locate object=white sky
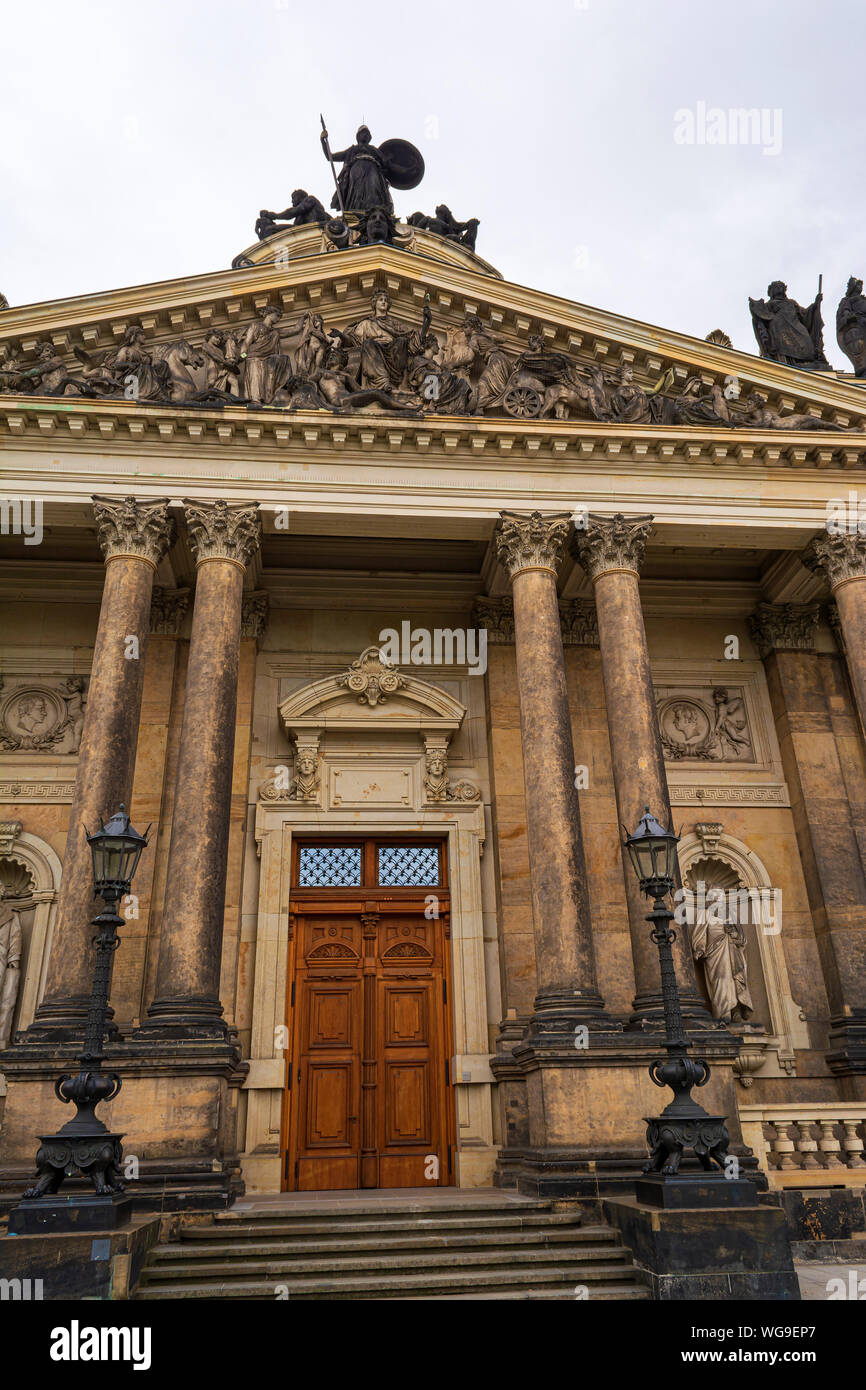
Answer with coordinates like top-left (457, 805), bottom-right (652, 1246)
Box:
top-left (2, 0), bottom-right (864, 365)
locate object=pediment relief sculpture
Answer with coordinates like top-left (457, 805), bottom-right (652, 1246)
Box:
top-left (5, 297), bottom-right (863, 431)
top-left (0, 676), bottom-right (88, 754)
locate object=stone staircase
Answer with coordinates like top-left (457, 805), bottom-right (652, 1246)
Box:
top-left (133, 1194), bottom-right (649, 1300)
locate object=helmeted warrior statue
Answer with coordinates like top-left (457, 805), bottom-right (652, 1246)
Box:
top-left (749, 280), bottom-right (829, 370)
top-left (320, 121), bottom-right (424, 215)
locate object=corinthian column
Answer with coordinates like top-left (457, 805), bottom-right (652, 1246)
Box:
top-left (750, 596), bottom-right (866, 1077)
top-left (804, 532), bottom-right (866, 738)
top-left (140, 500), bottom-right (260, 1038)
top-left (493, 511), bottom-right (605, 1038)
top-left (28, 497), bottom-right (173, 1039)
top-left (572, 513), bottom-right (707, 1024)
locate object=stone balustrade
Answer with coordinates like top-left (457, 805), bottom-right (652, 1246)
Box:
top-left (738, 1103), bottom-right (866, 1187)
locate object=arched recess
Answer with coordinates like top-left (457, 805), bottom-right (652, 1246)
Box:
top-left (677, 827), bottom-right (808, 1084)
top-left (0, 828), bottom-right (62, 1047)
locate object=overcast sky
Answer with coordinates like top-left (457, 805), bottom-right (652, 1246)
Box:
top-left (2, 0), bottom-right (864, 365)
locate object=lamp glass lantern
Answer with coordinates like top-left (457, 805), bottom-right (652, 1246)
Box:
top-left (86, 804), bottom-right (150, 895)
top-left (623, 805), bottom-right (680, 896)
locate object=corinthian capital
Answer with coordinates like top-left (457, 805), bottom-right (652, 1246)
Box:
top-left (92, 495), bottom-right (174, 568)
top-left (184, 499), bottom-right (261, 569)
top-left (748, 601), bottom-right (820, 658)
top-left (571, 512), bottom-right (653, 581)
top-left (493, 510), bottom-right (571, 580)
top-left (802, 531), bottom-right (866, 591)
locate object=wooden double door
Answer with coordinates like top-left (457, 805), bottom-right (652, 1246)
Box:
top-left (282, 839), bottom-right (454, 1191)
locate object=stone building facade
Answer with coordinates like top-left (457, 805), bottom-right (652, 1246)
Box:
top-left (1, 220), bottom-right (865, 1218)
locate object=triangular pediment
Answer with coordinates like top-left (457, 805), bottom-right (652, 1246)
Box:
top-left (279, 647), bottom-right (466, 737)
top-left (2, 232), bottom-right (865, 440)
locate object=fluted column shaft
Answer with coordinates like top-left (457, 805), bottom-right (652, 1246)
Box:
top-left (572, 513), bottom-right (706, 1023)
top-left (494, 511), bottom-right (604, 1028)
top-left (141, 501), bottom-right (260, 1038)
top-left (28, 497), bottom-right (173, 1039)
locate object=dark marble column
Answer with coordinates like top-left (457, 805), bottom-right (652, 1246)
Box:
top-left (493, 511), bottom-right (605, 1042)
top-left (572, 513), bottom-right (708, 1025)
top-left (750, 597), bottom-right (866, 1079)
top-left (27, 497), bottom-right (173, 1039)
top-left (139, 500), bottom-right (260, 1039)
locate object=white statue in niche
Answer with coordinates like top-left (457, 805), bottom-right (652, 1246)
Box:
top-left (691, 894), bottom-right (754, 1024)
top-left (0, 882), bottom-right (23, 1050)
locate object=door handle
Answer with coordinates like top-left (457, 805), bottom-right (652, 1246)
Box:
top-left (348, 1115), bottom-right (358, 1122)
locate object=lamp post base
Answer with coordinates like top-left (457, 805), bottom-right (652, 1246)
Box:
top-left (635, 1171), bottom-right (759, 1209)
top-left (8, 1192), bottom-right (132, 1234)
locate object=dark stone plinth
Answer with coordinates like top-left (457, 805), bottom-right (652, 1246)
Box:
top-left (9, 1192), bottom-right (132, 1234)
top-left (635, 1173), bottom-right (758, 1209)
top-left (0, 1215), bottom-right (160, 1300)
top-left (603, 1195), bottom-right (801, 1300)
top-left (781, 1185), bottom-right (866, 1242)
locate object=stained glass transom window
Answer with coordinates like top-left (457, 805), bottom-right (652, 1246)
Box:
top-left (377, 845), bottom-right (440, 887)
top-left (298, 846), bottom-right (362, 886)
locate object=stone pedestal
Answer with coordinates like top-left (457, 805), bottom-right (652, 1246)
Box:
top-left (26, 498), bottom-right (173, 1039)
top-left (603, 1193), bottom-right (801, 1300)
top-left (0, 1214), bottom-right (159, 1300)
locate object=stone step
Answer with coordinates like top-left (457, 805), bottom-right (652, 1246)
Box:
top-left (136, 1260), bottom-right (640, 1300)
top-left (182, 1210), bottom-right (584, 1240)
top-left (166, 1224), bottom-right (611, 1259)
top-left (139, 1241), bottom-right (628, 1282)
top-left (397, 1284), bottom-right (652, 1301)
top-left (214, 1195), bottom-right (551, 1220)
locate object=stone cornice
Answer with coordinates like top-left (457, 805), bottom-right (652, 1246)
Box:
top-left (748, 601), bottom-right (821, 657)
top-left (3, 398), bottom-right (860, 472)
top-left (92, 495), bottom-right (174, 568)
top-left (802, 532), bottom-right (866, 590)
top-left (184, 499), bottom-right (260, 570)
top-left (572, 512), bottom-right (653, 581)
top-left (493, 510), bottom-right (571, 579)
top-left (2, 243), bottom-right (866, 426)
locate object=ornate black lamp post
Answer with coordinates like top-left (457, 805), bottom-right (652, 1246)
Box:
top-left (622, 807), bottom-right (742, 1204)
top-left (10, 806), bottom-right (149, 1233)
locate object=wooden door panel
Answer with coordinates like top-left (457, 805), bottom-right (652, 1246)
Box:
top-left (306, 1064), bottom-right (354, 1146)
top-left (383, 984), bottom-right (430, 1046)
top-left (384, 1062), bottom-right (431, 1144)
top-left (294, 974), bottom-right (361, 1190)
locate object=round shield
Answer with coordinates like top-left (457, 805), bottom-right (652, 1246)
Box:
top-left (379, 138), bottom-right (425, 191)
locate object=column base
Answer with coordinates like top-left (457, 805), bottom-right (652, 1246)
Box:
top-left (21, 996), bottom-right (119, 1044)
top-left (626, 988), bottom-right (726, 1033)
top-left (134, 996), bottom-right (231, 1043)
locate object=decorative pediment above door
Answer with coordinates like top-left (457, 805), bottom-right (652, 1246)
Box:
top-left (266, 647), bottom-right (480, 810)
